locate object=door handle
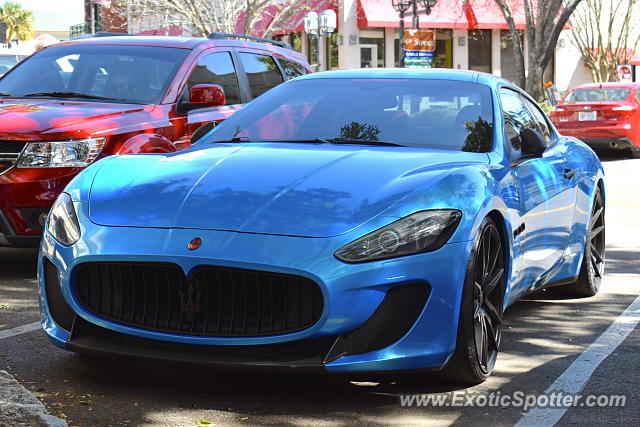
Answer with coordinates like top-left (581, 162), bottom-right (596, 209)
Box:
top-left (564, 168), bottom-right (576, 179)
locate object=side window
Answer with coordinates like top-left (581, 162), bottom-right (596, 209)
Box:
top-left (499, 88), bottom-right (536, 152)
top-left (636, 89), bottom-right (640, 103)
top-left (278, 58), bottom-right (307, 81)
top-left (186, 51), bottom-right (241, 105)
top-left (238, 52), bottom-right (284, 98)
top-left (521, 95), bottom-right (552, 143)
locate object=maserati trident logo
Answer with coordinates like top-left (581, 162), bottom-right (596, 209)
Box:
top-left (188, 237), bottom-right (202, 250)
top-left (178, 279), bottom-right (203, 321)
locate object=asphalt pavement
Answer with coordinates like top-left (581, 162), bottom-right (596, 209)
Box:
top-left (0, 151), bottom-right (639, 427)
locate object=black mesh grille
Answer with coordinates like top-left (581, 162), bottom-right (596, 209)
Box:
top-left (0, 140), bottom-right (27, 174)
top-left (44, 259), bottom-right (76, 332)
top-left (73, 263), bottom-right (324, 337)
top-left (342, 283), bottom-right (430, 356)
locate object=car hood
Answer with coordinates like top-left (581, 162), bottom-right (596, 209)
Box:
top-left (0, 99), bottom-right (147, 138)
top-left (88, 143), bottom-right (487, 237)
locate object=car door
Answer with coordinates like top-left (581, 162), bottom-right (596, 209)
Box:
top-left (500, 87), bottom-right (575, 285)
top-left (172, 50), bottom-right (246, 149)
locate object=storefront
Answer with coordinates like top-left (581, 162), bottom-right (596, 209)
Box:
top-left (277, 0), bottom-right (556, 87)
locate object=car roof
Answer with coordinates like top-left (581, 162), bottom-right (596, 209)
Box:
top-left (297, 68), bottom-right (511, 85)
top-left (569, 82), bottom-right (639, 90)
top-left (53, 35), bottom-right (308, 63)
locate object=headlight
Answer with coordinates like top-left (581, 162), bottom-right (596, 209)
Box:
top-left (47, 192), bottom-right (81, 246)
top-left (17, 137), bottom-right (106, 168)
top-left (334, 210), bottom-right (462, 263)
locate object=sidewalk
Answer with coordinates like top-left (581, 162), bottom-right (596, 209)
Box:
top-left (0, 370), bottom-right (67, 427)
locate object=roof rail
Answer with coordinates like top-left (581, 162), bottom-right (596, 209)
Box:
top-left (207, 32), bottom-right (292, 50)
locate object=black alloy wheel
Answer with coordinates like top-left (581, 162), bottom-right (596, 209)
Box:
top-left (443, 217), bottom-right (505, 384)
top-left (472, 223), bottom-right (504, 374)
top-left (555, 187), bottom-right (605, 297)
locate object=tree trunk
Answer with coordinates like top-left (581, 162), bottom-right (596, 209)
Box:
top-left (525, 63), bottom-right (544, 101)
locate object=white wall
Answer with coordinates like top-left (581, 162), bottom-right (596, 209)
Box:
top-left (338, 0), bottom-right (360, 69)
top-left (554, 30), bottom-right (594, 92)
top-left (452, 29), bottom-right (468, 70)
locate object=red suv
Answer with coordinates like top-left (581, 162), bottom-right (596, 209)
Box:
top-left (550, 82), bottom-right (640, 157)
top-left (0, 33), bottom-right (311, 247)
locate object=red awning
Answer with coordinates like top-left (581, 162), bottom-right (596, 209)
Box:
top-left (467, 0), bottom-right (529, 30)
top-left (357, 0), bottom-right (469, 29)
top-left (631, 56), bottom-right (640, 66)
top-left (357, 0), bottom-right (529, 30)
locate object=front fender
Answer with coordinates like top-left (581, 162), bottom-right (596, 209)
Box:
top-left (117, 133), bottom-right (177, 154)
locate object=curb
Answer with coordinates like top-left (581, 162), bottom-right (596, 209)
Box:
top-left (0, 370), bottom-right (67, 427)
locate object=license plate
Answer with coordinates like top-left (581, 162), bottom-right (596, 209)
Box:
top-left (579, 111), bottom-right (597, 121)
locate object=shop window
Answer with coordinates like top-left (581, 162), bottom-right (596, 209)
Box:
top-left (394, 29), bottom-right (452, 68)
top-left (359, 36), bottom-right (384, 68)
top-left (469, 30), bottom-right (492, 73)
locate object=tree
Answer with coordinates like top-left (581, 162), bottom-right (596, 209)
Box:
top-left (0, 1), bottom-right (33, 47)
top-left (569, 0), bottom-right (640, 82)
top-left (122, 0), bottom-right (329, 38)
top-left (492, 0), bottom-right (584, 100)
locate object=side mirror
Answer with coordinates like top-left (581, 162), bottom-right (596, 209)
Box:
top-left (187, 84), bottom-right (226, 110)
top-left (520, 127), bottom-right (546, 156)
top-left (190, 121), bottom-right (217, 144)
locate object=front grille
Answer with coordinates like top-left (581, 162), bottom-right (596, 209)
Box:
top-left (0, 140), bottom-right (28, 174)
top-left (73, 263), bottom-right (324, 337)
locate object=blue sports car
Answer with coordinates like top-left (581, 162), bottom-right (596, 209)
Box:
top-left (38, 69), bottom-right (605, 384)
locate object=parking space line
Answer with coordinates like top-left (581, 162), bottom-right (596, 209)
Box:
top-left (515, 293), bottom-right (640, 426)
top-left (0, 321), bottom-right (41, 340)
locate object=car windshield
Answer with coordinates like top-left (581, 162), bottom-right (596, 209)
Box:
top-left (0, 44), bottom-right (189, 104)
top-left (204, 78), bottom-right (495, 152)
top-left (564, 88), bottom-right (631, 102)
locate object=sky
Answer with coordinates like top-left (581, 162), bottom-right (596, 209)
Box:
top-left (15, 0), bottom-right (84, 32)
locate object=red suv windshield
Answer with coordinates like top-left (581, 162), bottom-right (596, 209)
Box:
top-left (0, 44), bottom-right (190, 104)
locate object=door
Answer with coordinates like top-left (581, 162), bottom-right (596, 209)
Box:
top-left (360, 44), bottom-right (378, 68)
top-left (172, 50), bottom-right (245, 148)
top-left (500, 88), bottom-right (575, 284)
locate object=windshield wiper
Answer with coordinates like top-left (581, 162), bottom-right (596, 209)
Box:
top-left (0, 92), bottom-right (13, 97)
top-left (327, 138), bottom-right (405, 147)
top-left (21, 91), bottom-right (118, 101)
top-left (209, 136), bottom-right (251, 143)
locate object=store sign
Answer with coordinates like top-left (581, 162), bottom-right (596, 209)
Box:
top-left (616, 65), bottom-right (633, 83)
top-left (403, 29), bottom-right (436, 69)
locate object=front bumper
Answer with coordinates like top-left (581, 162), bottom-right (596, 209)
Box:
top-left (38, 223), bottom-right (472, 373)
top-left (555, 123), bottom-right (637, 148)
top-left (0, 167), bottom-right (81, 246)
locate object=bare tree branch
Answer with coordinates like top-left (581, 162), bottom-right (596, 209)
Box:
top-left (569, 0), bottom-right (640, 82)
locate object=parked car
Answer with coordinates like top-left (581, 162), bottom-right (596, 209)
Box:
top-left (0, 53), bottom-right (26, 75)
top-left (39, 69), bottom-right (605, 384)
top-left (550, 82), bottom-right (640, 157)
top-left (0, 33), bottom-right (311, 247)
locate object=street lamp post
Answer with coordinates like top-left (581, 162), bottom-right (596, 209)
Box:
top-left (304, 9), bottom-right (337, 72)
top-left (391, 0), bottom-right (438, 67)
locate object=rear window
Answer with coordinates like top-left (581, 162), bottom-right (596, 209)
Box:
top-left (564, 88), bottom-right (631, 102)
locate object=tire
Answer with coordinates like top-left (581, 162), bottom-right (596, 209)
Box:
top-left (553, 187), bottom-right (605, 298)
top-left (441, 217), bottom-right (505, 385)
top-left (630, 148), bottom-right (640, 159)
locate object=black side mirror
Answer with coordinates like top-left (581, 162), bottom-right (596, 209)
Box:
top-left (520, 127), bottom-right (546, 156)
top-left (190, 121), bottom-right (217, 144)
